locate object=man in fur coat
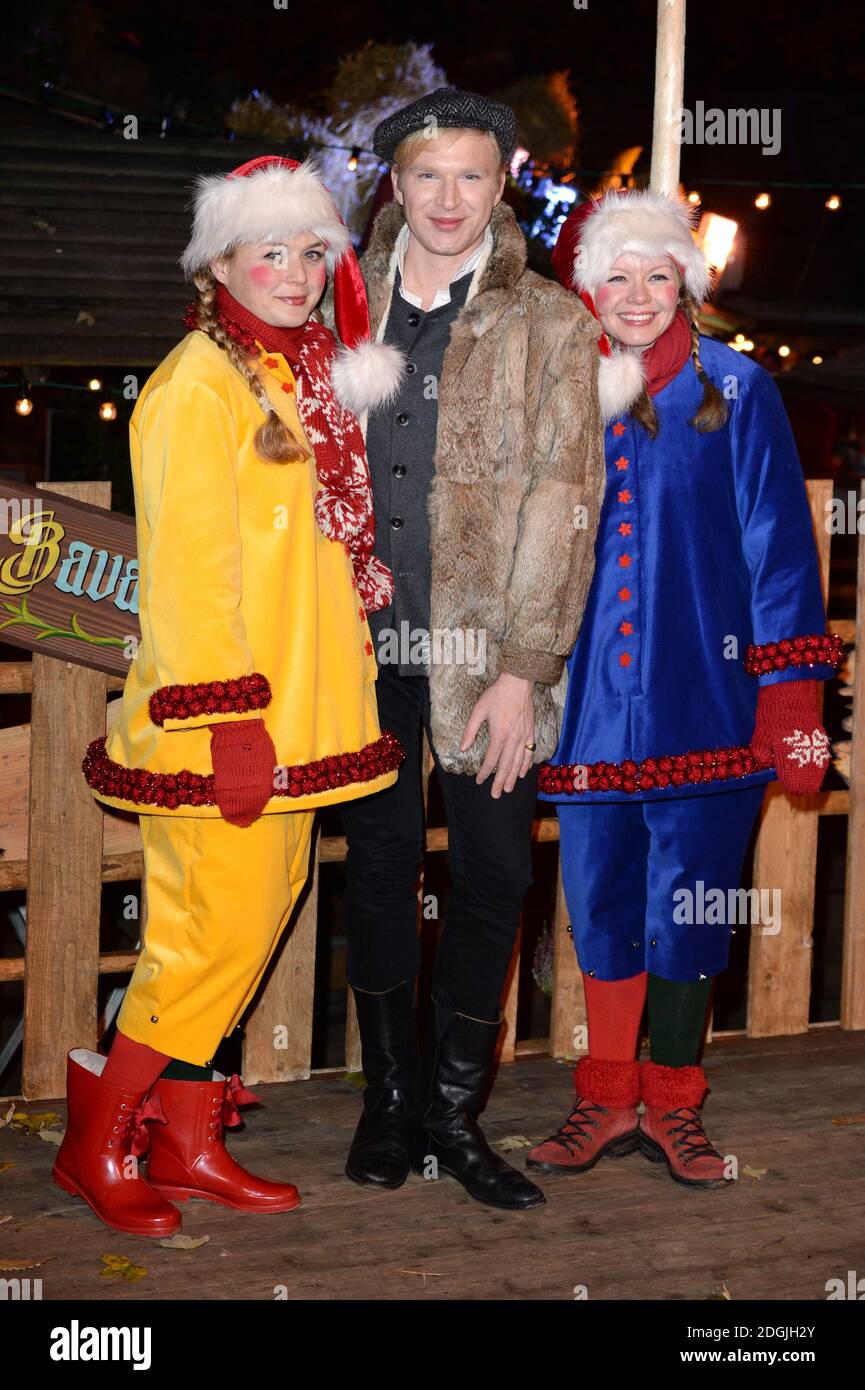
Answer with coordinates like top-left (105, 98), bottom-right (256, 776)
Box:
top-left (338, 89), bottom-right (605, 1210)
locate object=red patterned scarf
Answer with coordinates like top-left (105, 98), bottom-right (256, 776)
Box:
top-left (184, 288), bottom-right (393, 614)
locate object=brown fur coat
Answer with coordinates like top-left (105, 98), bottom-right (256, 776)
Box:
top-left (361, 199), bottom-right (605, 774)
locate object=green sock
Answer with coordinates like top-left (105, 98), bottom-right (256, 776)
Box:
top-left (647, 974), bottom-right (713, 1067)
top-left (160, 1058), bottom-right (215, 1082)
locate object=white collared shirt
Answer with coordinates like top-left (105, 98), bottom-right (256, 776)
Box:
top-left (395, 223), bottom-right (493, 311)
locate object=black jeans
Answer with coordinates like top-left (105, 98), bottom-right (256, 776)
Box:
top-left (341, 666), bottom-right (538, 1022)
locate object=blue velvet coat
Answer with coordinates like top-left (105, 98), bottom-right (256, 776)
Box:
top-left (538, 338), bottom-right (835, 805)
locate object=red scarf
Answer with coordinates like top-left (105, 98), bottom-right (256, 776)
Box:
top-left (641, 308), bottom-right (692, 397)
top-left (184, 288), bottom-right (393, 614)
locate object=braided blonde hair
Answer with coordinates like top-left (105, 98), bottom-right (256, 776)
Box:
top-left (189, 266), bottom-right (307, 464)
top-left (629, 292), bottom-right (728, 440)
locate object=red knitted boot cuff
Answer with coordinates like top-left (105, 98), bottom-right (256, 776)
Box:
top-left (574, 1056), bottom-right (641, 1108)
top-left (641, 1060), bottom-right (708, 1110)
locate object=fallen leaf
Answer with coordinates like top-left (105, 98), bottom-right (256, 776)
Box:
top-left (76, 310), bottom-right (96, 327)
top-left (344, 1071), bottom-right (366, 1090)
top-left (11, 1110), bottom-right (63, 1135)
top-left (707, 1280), bottom-right (732, 1300)
top-left (832, 1114), bottom-right (865, 1126)
top-left (0, 1215), bottom-right (11, 1225)
top-left (100, 1254), bottom-right (147, 1283)
top-left (741, 1165), bottom-right (768, 1183)
top-left (495, 1135), bottom-right (534, 1153)
top-left (0, 1162), bottom-right (15, 1175)
top-left (0, 1257), bottom-right (52, 1271)
top-left (38, 1129), bottom-right (65, 1146)
top-left (0, 1102), bottom-right (15, 1129)
top-left (159, 1234), bottom-right (210, 1250)
top-left (31, 218), bottom-right (57, 235)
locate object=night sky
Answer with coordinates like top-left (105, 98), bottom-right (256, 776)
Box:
top-left (2, 1), bottom-right (863, 312)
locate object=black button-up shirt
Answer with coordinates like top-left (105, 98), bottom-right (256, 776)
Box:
top-left (366, 269), bottom-right (473, 676)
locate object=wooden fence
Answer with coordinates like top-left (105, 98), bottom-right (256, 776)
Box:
top-left (1, 479), bottom-right (863, 1100)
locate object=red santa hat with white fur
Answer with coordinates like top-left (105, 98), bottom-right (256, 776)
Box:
top-left (180, 154), bottom-right (404, 413)
top-left (552, 189), bottom-right (712, 421)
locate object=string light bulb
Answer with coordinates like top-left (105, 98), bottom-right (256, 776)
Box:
top-left (778, 345), bottom-right (791, 358)
top-left (346, 146), bottom-right (361, 172)
top-left (825, 194), bottom-right (841, 211)
top-left (99, 401), bottom-right (117, 421)
top-left (755, 192), bottom-right (771, 209)
top-left (687, 190), bottom-right (701, 205)
top-left (15, 394), bottom-right (33, 416)
top-left (88, 377), bottom-right (102, 391)
top-left (812, 355), bottom-right (823, 365)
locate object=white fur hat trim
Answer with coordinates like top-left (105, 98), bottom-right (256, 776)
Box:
top-left (181, 158), bottom-right (350, 277)
top-left (574, 190), bottom-right (711, 304)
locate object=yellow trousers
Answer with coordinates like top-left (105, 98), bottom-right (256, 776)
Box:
top-left (117, 810), bottom-right (314, 1065)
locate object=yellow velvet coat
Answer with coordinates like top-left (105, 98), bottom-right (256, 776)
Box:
top-left (86, 329), bottom-right (400, 817)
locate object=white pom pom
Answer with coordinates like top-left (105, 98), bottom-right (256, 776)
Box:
top-left (331, 341), bottom-right (406, 413)
top-left (598, 352), bottom-right (645, 422)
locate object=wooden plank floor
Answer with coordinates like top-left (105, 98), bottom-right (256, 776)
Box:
top-left (2, 1030), bottom-right (864, 1302)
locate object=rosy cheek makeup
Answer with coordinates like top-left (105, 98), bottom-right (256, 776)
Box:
top-left (248, 262), bottom-right (278, 288)
top-left (653, 282), bottom-right (679, 307)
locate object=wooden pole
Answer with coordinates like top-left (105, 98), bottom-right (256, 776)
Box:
top-left (748, 480), bottom-right (833, 1036)
top-left (650, 0), bottom-right (687, 195)
top-left (23, 482), bottom-right (110, 1099)
top-left (841, 482), bottom-right (865, 1029)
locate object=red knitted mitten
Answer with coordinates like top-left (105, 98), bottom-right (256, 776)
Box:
top-left (749, 680), bottom-right (832, 796)
top-left (210, 718), bottom-right (277, 827)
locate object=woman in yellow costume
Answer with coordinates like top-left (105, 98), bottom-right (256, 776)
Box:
top-left (53, 155), bottom-right (405, 1236)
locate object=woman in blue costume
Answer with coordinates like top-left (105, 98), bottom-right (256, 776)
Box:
top-left (527, 191), bottom-right (842, 1187)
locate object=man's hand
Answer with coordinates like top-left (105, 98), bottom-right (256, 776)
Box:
top-left (460, 672), bottom-right (536, 798)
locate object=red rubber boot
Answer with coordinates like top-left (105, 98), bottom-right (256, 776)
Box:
top-left (145, 1072), bottom-right (301, 1213)
top-left (526, 1057), bottom-right (641, 1173)
top-left (52, 1049), bottom-right (181, 1236)
top-left (639, 1061), bottom-right (730, 1188)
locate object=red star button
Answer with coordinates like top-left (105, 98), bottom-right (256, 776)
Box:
top-left (619, 621), bottom-right (634, 636)
top-left (617, 522), bottom-right (632, 537)
top-left (615, 457), bottom-right (629, 471)
top-left (281, 381), bottom-right (295, 393)
top-left (263, 357), bottom-right (279, 369)
top-left (358, 606), bottom-right (366, 622)
top-left (613, 422), bottom-right (627, 437)
top-left (364, 640), bottom-right (373, 656)
top-left (618, 489), bottom-right (632, 504)
top-left (618, 554), bottom-right (632, 568)
top-left (617, 586), bottom-right (631, 601)
top-left (619, 652), bottom-right (632, 667)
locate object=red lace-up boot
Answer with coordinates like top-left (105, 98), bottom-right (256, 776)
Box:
top-left (639, 1061), bottom-right (730, 1188)
top-left (146, 1072), bottom-right (301, 1212)
top-left (526, 1056), bottom-right (641, 1173)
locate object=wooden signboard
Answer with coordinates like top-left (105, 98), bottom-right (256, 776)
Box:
top-left (0, 481), bottom-right (139, 678)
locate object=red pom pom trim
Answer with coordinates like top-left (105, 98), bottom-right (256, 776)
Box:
top-left (82, 731), bottom-right (404, 808)
top-left (744, 632), bottom-right (844, 676)
top-left (538, 743), bottom-right (768, 797)
top-left (149, 673), bottom-right (272, 727)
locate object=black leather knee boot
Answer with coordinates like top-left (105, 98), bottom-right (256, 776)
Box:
top-left (345, 980), bottom-right (421, 1189)
top-left (417, 999), bottom-right (545, 1210)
